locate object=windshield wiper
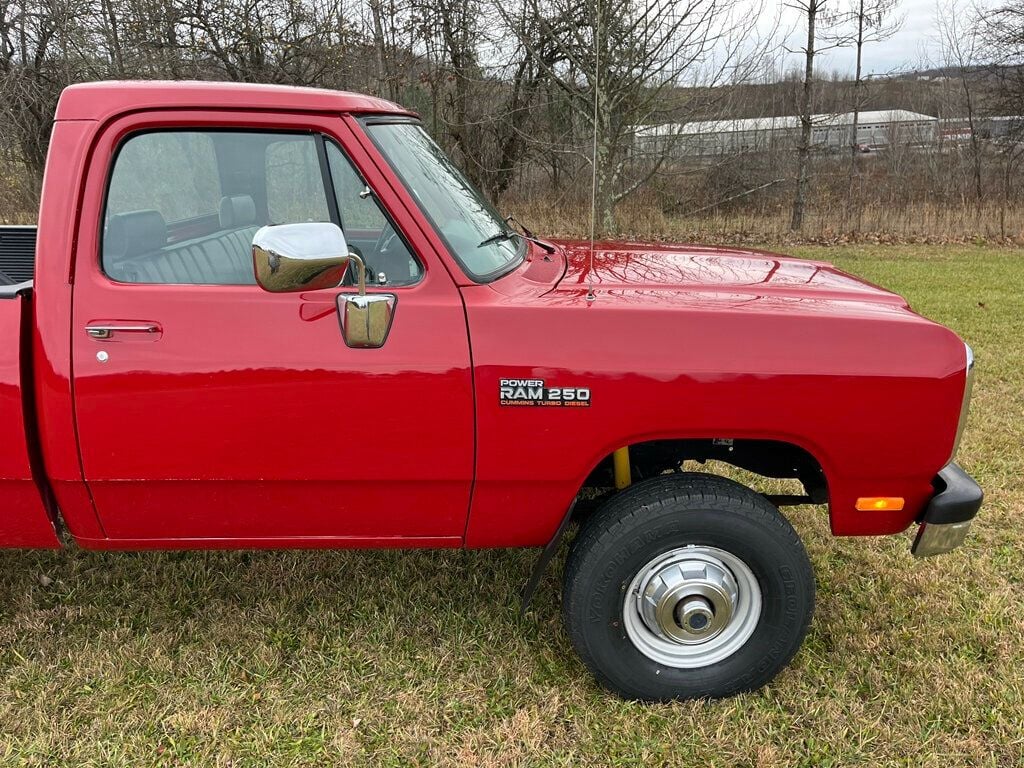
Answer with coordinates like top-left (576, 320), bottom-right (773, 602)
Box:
top-left (478, 217), bottom-right (557, 255)
top-left (506, 214), bottom-right (535, 238)
top-left (505, 214), bottom-right (556, 254)
top-left (478, 229), bottom-right (518, 248)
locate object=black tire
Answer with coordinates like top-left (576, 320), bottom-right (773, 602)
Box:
top-left (562, 473), bottom-right (814, 701)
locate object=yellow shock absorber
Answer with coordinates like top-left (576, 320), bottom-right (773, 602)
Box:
top-left (613, 446), bottom-right (632, 490)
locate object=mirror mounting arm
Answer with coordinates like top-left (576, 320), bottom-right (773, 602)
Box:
top-left (346, 251), bottom-right (367, 295)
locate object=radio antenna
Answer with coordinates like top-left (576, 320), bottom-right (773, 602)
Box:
top-left (586, 0), bottom-right (600, 303)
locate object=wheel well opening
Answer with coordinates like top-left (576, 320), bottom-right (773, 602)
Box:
top-left (581, 438), bottom-right (829, 511)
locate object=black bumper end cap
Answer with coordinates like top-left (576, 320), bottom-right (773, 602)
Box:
top-left (922, 462), bottom-right (983, 526)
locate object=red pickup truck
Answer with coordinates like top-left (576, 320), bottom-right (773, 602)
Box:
top-left (0, 81), bottom-right (981, 702)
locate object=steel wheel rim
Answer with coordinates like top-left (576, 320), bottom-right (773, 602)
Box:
top-left (623, 546), bottom-right (762, 669)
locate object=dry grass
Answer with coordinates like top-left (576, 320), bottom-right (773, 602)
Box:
top-left (511, 198), bottom-right (1024, 245)
top-left (0, 244), bottom-right (1022, 766)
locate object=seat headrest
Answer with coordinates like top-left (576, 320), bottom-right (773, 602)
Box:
top-left (219, 195), bottom-right (257, 228)
top-left (104, 210), bottom-right (167, 260)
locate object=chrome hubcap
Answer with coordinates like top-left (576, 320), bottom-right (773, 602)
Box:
top-left (624, 546), bottom-right (762, 668)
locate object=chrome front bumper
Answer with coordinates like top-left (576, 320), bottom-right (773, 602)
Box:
top-left (912, 463), bottom-right (984, 557)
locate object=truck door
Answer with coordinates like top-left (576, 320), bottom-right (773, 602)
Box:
top-left (70, 115), bottom-right (474, 544)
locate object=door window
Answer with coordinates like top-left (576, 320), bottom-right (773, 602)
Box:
top-left (102, 131), bottom-right (330, 285)
top-left (105, 132), bottom-right (221, 222)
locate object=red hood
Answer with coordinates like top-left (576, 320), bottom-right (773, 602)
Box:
top-left (551, 240), bottom-right (907, 306)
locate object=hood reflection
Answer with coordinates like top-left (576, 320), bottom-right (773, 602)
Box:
top-left (551, 240), bottom-right (905, 306)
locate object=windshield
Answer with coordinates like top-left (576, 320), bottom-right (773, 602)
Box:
top-left (364, 121), bottom-right (525, 281)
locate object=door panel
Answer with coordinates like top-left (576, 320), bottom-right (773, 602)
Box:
top-left (73, 284), bottom-right (473, 539)
top-left (70, 118), bottom-right (474, 542)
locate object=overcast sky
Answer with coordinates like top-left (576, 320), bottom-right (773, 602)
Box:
top-left (767, 0), bottom-right (977, 76)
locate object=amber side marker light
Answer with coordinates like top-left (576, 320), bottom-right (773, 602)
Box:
top-left (855, 497), bottom-right (905, 512)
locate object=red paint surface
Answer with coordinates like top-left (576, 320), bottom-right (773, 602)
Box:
top-left (4, 81), bottom-right (971, 550)
top-left (464, 241), bottom-right (966, 545)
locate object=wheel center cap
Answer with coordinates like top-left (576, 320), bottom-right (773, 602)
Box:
top-left (676, 596), bottom-right (714, 633)
top-left (637, 553), bottom-right (739, 645)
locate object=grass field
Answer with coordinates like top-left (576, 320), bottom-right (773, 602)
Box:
top-left (0, 244), bottom-right (1021, 767)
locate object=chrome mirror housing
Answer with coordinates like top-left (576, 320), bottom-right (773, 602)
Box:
top-left (253, 223), bottom-right (350, 292)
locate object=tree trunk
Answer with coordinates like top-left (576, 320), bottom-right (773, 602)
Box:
top-left (1001, 156), bottom-right (1012, 241)
top-left (100, 0), bottom-right (125, 78)
top-left (960, 71), bottom-right (983, 206)
top-left (369, 0), bottom-right (387, 98)
top-left (847, 0), bottom-right (865, 233)
top-left (791, 2), bottom-right (818, 232)
top-left (594, 131), bottom-right (616, 236)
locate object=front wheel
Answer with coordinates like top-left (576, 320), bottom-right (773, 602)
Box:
top-left (562, 473), bottom-right (815, 701)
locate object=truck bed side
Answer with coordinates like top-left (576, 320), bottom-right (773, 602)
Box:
top-left (0, 281), bottom-right (61, 548)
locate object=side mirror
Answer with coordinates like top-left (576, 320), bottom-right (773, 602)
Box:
top-left (253, 223), bottom-right (350, 292)
top-left (251, 222), bottom-right (397, 348)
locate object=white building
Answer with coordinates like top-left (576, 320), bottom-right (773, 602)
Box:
top-left (634, 110), bottom-right (938, 156)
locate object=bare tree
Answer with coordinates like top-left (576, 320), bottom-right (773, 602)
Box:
top-left (786, 0), bottom-right (846, 231)
top-left (836, 0), bottom-right (901, 230)
top-left (976, 1), bottom-right (1024, 237)
top-left (0, 0), bottom-right (92, 181)
top-left (414, 0), bottom-right (483, 180)
top-left (499, 0), bottom-right (763, 233)
top-left (368, 0), bottom-right (389, 96)
top-left (935, 0), bottom-right (984, 203)
top-left (0, 0), bottom-right (1015, 238)
top-left (175, 0), bottom-right (354, 86)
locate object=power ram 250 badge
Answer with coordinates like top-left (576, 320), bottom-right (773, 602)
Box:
top-left (499, 379), bottom-right (591, 407)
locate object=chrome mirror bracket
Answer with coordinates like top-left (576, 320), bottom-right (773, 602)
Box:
top-left (336, 250), bottom-right (396, 349)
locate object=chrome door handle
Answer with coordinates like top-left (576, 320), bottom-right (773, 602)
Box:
top-left (85, 323), bottom-right (160, 340)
